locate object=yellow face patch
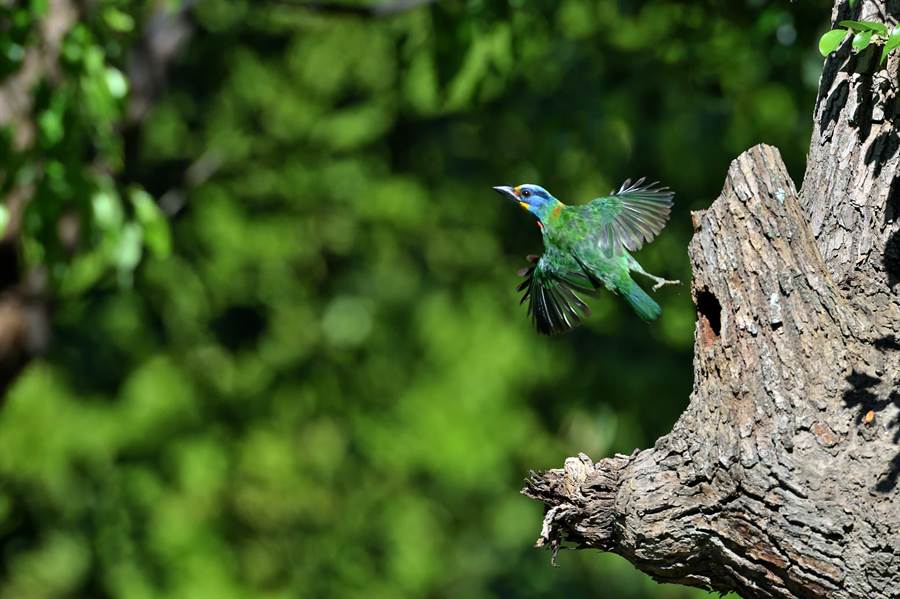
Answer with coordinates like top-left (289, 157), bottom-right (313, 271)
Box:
top-left (514, 186), bottom-right (528, 211)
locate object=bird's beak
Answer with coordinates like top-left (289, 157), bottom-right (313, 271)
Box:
top-left (493, 185), bottom-right (526, 209)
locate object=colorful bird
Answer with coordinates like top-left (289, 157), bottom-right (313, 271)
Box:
top-left (493, 180), bottom-right (679, 334)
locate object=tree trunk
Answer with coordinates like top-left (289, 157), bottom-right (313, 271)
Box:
top-left (522, 2), bottom-right (900, 597)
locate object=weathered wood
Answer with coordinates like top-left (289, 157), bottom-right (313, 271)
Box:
top-left (523, 1), bottom-right (900, 597)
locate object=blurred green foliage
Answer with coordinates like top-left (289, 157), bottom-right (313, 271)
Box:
top-left (0, 0), bottom-right (826, 597)
top-left (0, 1), bottom-right (169, 295)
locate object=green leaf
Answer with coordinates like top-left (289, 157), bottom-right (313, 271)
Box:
top-left (29, 0), bottom-right (48, 17)
top-left (848, 0), bottom-right (858, 5)
top-left (0, 205), bottom-right (9, 237)
top-left (38, 109), bottom-right (64, 145)
top-left (130, 189), bottom-right (171, 257)
top-left (852, 30), bottom-right (873, 51)
top-left (104, 67), bottom-right (128, 99)
top-left (881, 27), bottom-right (900, 63)
top-left (819, 29), bottom-right (847, 56)
top-left (59, 251), bottom-right (107, 296)
top-left (102, 7), bottom-right (134, 32)
top-left (92, 189), bottom-right (123, 230)
top-left (115, 222), bottom-right (143, 273)
top-left (885, 26), bottom-right (900, 49)
top-left (838, 20), bottom-right (888, 35)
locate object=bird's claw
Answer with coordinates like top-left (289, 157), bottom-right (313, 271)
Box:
top-left (651, 278), bottom-right (681, 292)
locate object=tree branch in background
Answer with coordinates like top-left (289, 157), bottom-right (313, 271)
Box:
top-left (0, 0), bottom-right (77, 392)
top-left (126, 0), bottom-right (196, 124)
top-left (266, 0), bottom-right (437, 18)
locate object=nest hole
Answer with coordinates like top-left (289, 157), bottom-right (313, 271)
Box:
top-left (695, 287), bottom-right (721, 344)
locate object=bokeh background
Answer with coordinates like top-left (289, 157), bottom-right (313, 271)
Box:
top-left (0, 1), bottom-right (829, 597)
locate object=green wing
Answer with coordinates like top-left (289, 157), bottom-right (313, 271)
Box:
top-left (586, 177), bottom-right (674, 257)
top-left (517, 253), bottom-right (595, 335)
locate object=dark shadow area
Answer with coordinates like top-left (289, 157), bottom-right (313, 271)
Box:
top-left (883, 175), bottom-right (900, 289)
top-left (843, 370), bottom-right (884, 424)
top-left (864, 129), bottom-right (900, 179)
top-left (843, 336), bottom-right (900, 492)
top-left (836, 0), bottom-right (864, 21)
top-left (885, 229), bottom-right (900, 288)
top-left (886, 174), bottom-right (900, 224)
top-left (212, 304), bottom-right (269, 352)
top-left (818, 33), bottom-right (895, 152)
top-left (875, 454), bottom-right (900, 492)
top-left (852, 64), bottom-right (875, 142)
top-left (818, 78), bottom-right (850, 133)
top-left (889, 0), bottom-right (900, 20)
top-left (0, 242), bottom-right (20, 291)
top-left (814, 33), bottom-right (875, 132)
top-left (873, 334), bottom-right (900, 350)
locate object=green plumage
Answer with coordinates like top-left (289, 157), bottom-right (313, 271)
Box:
top-left (496, 179), bottom-right (679, 334)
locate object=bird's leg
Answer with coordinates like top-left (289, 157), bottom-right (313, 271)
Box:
top-left (647, 275), bottom-right (682, 292)
top-left (627, 258), bottom-right (681, 292)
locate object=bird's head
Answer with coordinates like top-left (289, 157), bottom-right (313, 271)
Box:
top-left (492, 184), bottom-right (559, 220)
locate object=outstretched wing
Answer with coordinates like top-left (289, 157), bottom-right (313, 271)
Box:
top-left (517, 253), bottom-right (595, 335)
top-left (587, 177), bottom-right (674, 257)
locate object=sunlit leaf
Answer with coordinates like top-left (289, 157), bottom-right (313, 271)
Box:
top-left (102, 7), bottom-right (134, 32)
top-left (115, 222), bottom-right (143, 273)
top-left (852, 30), bottom-right (873, 51)
top-left (0, 205), bottom-right (9, 237)
top-left (38, 108), bottom-right (64, 145)
top-left (838, 20), bottom-right (888, 35)
top-left (92, 189), bottom-right (123, 230)
top-left (881, 26), bottom-right (900, 64)
top-left (104, 67), bottom-right (128, 99)
top-left (131, 189), bottom-right (171, 257)
top-left (59, 250), bottom-right (108, 296)
top-left (819, 29), bottom-right (847, 56)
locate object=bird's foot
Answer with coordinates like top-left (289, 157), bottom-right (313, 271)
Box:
top-left (651, 277), bottom-right (681, 292)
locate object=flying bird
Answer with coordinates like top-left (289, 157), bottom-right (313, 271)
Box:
top-left (494, 180), bottom-right (679, 334)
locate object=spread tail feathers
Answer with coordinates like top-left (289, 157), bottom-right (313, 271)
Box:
top-left (621, 278), bottom-right (661, 321)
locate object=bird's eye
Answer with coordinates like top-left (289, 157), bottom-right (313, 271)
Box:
top-left (522, 189), bottom-right (531, 198)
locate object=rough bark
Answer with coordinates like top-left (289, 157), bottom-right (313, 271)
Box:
top-left (523, 2), bottom-right (900, 597)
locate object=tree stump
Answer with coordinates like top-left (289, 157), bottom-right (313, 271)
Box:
top-left (523, 1), bottom-right (900, 597)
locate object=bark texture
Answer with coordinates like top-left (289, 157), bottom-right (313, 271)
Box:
top-left (523, 2), bottom-right (900, 597)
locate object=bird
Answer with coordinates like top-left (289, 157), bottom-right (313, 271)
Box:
top-left (493, 179), bottom-right (679, 334)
